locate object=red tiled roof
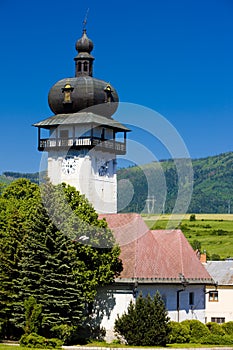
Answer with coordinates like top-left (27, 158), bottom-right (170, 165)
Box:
top-left (99, 213), bottom-right (212, 282)
top-left (99, 213), bottom-right (149, 246)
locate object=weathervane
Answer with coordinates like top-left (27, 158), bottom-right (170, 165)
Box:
top-left (83, 8), bottom-right (89, 31)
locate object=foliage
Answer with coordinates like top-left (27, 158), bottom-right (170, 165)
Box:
top-left (114, 292), bottom-right (170, 346)
top-left (180, 320), bottom-right (210, 343)
top-left (199, 333), bottom-right (233, 345)
top-left (0, 179), bottom-right (122, 340)
top-left (222, 321), bottom-right (233, 335)
top-left (117, 152), bottom-right (233, 214)
top-left (20, 332), bottom-right (62, 348)
top-left (2, 172), bottom-right (39, 184)
top-left (50, 324), bottom-right (76, 345)
top-left (3, 152), bottom-right (233, 214)
top-left (148, 215), bottom-right (233, 259)
top-left (189, 214), bottom-right (196, 221)
top-left (190, 239), bottom-right (201, 251)
top-left (168, 321), bottom-right (190, 344)
top-left (206, 322), bottom-right (225, 335)
top-left (24, 297), bottom-right (42, 335)
top-left (211, 253), bottom-right (221, 261)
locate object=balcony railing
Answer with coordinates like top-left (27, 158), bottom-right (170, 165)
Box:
top-left (38, 137), bottom-right (126, 154)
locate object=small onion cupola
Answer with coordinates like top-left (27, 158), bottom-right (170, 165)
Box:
top-left (74, 29), bottom-right (94, 77)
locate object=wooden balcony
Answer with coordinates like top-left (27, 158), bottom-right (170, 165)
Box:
top-left (38, 137), bottom-right (126, 154)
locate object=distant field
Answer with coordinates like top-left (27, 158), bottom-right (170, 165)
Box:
top-left (143, 214), bottom-right (233, 260)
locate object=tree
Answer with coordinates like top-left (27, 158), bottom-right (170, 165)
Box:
top-left (0, 179), bottom-right (122, 340)
top-left (114, 292), bottom-right (170, 346)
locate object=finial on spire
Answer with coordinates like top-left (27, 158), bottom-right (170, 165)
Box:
top-left (83, 8), bottom-right (89, 31)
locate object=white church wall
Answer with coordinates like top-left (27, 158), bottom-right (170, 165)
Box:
top-left (95, 283), bottom-right (206, 342)
top-left (47, 149), bottom-right (117, 213)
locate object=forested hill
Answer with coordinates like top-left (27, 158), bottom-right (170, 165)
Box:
top-left (117, 152), bottom-right (233, 214)
top-left (1, 152), bottom-right (233, 213)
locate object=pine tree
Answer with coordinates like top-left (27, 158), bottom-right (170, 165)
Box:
top-left (0, 179), bottom-right (122, 339)
top-left (114, 292), bottom-right (170, 346)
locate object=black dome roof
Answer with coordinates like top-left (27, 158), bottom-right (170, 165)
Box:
top-left (48, 76), bottom-right (119, 118)
top-left (48, 30), bottom-right (119, 118)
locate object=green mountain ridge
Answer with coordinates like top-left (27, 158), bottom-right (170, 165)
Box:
top-left (1, 151), bottom-right (233, 213)
top-left (118, 151), bottom-right (233, 214)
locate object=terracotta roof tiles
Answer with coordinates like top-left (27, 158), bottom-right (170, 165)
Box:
top-left (99, 213), bottom-right (213, 283)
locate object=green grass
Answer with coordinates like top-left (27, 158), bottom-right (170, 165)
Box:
top-left (0, 342), bottom-right (231, 349)
top-left (143, 214), bottom-right (233, 260)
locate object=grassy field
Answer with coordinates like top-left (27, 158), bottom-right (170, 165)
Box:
top-left (0, 343), bottom-right (231, 349)
top-left (143, 214), bottom-right (233, 260)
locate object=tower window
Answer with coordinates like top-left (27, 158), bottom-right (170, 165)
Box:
top-left (78, 62), bottom-right (82, 72)
top-left (84, 61), bottom-right (88, 72)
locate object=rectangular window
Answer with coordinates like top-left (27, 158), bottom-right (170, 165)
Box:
top-left (211, 317), bottom-right (225, 324)
top-left (189, 292), bottom-right (194, 305)
top-left (209, 291), bottom-right (218, 302)
top-left (60, 130), bottom-right (69, 138)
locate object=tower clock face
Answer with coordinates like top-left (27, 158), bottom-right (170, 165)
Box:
top-left (61, 157), bottom-right (77, 175)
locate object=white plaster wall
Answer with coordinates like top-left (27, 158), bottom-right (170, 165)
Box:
top-left (205, 286), bottom-right (233, 322)
top-left (96, 283), bottom-right (206, 342)
top-left (47, 150), bottom-right (117, 213)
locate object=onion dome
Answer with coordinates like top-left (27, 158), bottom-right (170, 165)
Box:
top-left (75, 29), bottom-right (93, 53)
top-left (48, 30), bottom-right (119, 118)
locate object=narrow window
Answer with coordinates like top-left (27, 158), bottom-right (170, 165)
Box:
top-left (101, 128), bottom-right (105, 140)
top-left (78, 62), bottom-right (82, 72)
top-left (189, 292), bottom-right (194, 305)
top-left (84, 61), bottom-right (88, 72)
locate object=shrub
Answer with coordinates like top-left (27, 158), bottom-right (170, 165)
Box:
top-left (222, 321), bottom-right (233, 335)
top-left (114, 292), bottom-right (170, 346)
top-left (168, 321), bottom-right (190, 344)
top-left (51, 324), bottom-right (75, 345)
top-left (199, 334), bottom-right (233, 345)
top-left (181, 319), bottom-right (210, 343)
top-left (189, 214), bottom-right (196, 221)
top-left (206, 321), bottom-right (225, 335)
top-left (24, 296), bottom-right (42, 335)
top-left (20, 332), bottom-right (63, 348)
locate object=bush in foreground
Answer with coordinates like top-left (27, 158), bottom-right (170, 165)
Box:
top-left (168, 321), bottom-right (190, 344)
top-left (199, 334), bottom-right (233, 345)
top-left (20, 332), bottom-right (63, 348)
top-left (114, 292), bottom-right (170, 346)
top-left (181, 319), bottom-right (210, 343)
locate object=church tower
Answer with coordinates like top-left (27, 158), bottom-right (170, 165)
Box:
top-left (34, 29), bottom-right (129, 213)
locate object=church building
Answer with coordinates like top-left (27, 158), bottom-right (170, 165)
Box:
top-left (33, 28), bottom-right (214, 342)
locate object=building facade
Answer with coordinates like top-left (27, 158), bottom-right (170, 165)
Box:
top-left (205, 261), bottom-right (233, 323)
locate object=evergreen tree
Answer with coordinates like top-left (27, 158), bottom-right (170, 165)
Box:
top-left (114, 292), bottom-right (170, 346)
top-left (0, 179), bottom-right (122, 339)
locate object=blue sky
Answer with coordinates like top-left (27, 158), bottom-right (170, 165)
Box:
top-left (0, 0), bottom-right (233, 173)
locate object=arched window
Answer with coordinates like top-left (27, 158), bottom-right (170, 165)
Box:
top-left (78, 62), bottom-right (82, 72)
top-left (84, 61), bottom-right (88, 72)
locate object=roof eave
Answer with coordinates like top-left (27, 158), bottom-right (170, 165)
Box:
top-left (115, 277), bottom-right (215, 285)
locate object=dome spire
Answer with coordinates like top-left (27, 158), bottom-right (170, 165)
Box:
top-left (82, 8), bottom-right (89, 31)
top-left (74, 11), bottom-right (94, 77)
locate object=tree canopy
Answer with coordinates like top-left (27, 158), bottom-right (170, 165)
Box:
top-left (0, 179), bottom-right (122, 340)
